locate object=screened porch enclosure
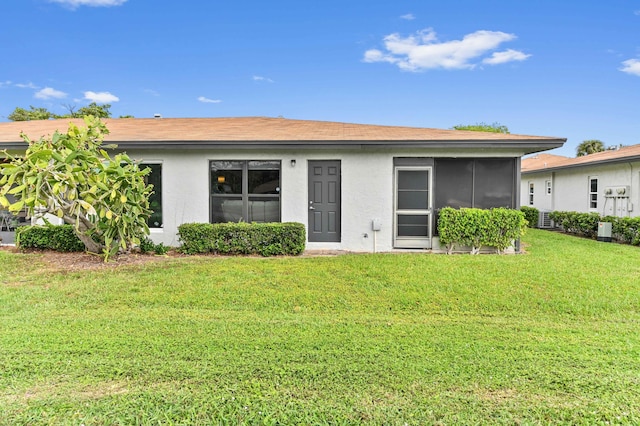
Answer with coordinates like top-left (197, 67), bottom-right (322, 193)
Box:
top-left (394, 157), bottom-right (517, 249)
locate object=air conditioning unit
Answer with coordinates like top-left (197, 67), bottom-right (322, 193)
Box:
top-left (597, 222), bottom-right (612, 242)
top-left (538, 210), bottom-right (553, 229)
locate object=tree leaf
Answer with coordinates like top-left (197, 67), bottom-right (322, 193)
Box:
top-left (8, 184), bottom-right (26, 194)
top-left (8, 200), bottom-right (24, 212)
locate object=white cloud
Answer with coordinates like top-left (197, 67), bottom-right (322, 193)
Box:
top-left (400, 13), bottom-right (415, 20)
top-left (253, 75), bottom-right (274, 83)
top-left (198, 96), bottom-right (222, 104)
top-left (49, 0), bottom-right (127, 8)
top-left (15, 82), bottom-right (39, 89)
top-left (35, 87), bottom-right (68, 100)
top-left (620, 59), bottom-right (640, 76)
top-left (84, 91), bottom-right (119, 103)
top-left (483, 49), bottom-right (531, 65)
top-left (0, 80), bottom-right (12, 88)
top-left (363, 28), bottom-right (528, 71)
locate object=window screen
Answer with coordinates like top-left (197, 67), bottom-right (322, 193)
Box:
top-left (434, 158), bottom-right (516, 234)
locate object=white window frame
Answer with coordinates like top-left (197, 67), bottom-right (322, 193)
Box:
top-left (528, 182), bottom-right (534, 205)
top-left (589, 177), bottom-right (598, 210)
top-left (545, 180), bottom-right (552, 195)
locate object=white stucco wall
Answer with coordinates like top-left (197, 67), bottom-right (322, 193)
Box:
top-left (521, 172), bottom-right (554, 212)
top-left (521, 161), bottom-right (640, 217)
top-left (128, 148), bottom-right (528, 252)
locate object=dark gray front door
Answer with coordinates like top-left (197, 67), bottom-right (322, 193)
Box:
top-left (308, 160), bottom-right (341, 242)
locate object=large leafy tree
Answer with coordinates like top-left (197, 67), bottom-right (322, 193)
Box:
top-left (0, 116), bottom-right (152, 259)
top-left (453, 122), bottom-right (510, 134)
top-left (576, 139), bottom-right (605, 157)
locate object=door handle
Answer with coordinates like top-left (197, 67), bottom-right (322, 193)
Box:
top-left (309, 206), bottom-right (315, 210)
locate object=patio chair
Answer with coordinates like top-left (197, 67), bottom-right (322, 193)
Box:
top-left (0, 210), bottom-right (14, 232)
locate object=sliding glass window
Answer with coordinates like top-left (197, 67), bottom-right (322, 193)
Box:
top-left (210, 160), bottom-right (281, 223)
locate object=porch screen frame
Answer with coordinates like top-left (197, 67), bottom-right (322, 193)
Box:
top-left (393, 166), bottom-right (433, 249)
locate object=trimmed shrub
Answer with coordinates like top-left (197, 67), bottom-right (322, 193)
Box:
top-left (176, 223), bottom-right (214, 254)
top-left (520, 206), bottom-right (539, 228)
top-left (16, 224), bottom-right (85, 252)
top-left (139, 237), bottom-right (170, 255)
top-left (486, 208), bottom-right (529, 252)
top-left (438, 207), bottom-right (527, 254)
top-left (178, 222), bottom-right (306, 256)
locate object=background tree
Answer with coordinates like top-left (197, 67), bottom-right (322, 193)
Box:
top-left (8, 103), bottom-right (120, 121)
top-left (576, 139), bottom-right (605, 157)
top-left (74, 102), bottom-right (112, 118)
top-left (452, 122), bottom-right (510, 134)
top-left (0, 116), bottom-right (152, 259)
top-left (7, 106), bottom-right (55, 121)
top-left (61, 103), bottom-right (78, 117)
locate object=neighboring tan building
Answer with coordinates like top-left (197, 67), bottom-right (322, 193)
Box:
top-left (521, 145), bottom-right (640, 224)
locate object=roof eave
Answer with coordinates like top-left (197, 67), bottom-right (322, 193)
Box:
top-left (108, 139), bottom-right (566, 152)
top-left (2, 139), bottom-right (565, 152)
top-left (0, 142), bottom-right (27, 151)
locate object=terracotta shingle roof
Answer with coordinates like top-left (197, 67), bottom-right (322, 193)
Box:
top-left (0, 117), bottom-right (565, 151)
top-left (522, 144), bottom-right (640, 173)
top-left (521, 153), bottom-right (570, 172)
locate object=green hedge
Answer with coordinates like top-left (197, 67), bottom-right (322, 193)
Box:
top-left (548, 211), bottom-right (600, 238)
top-left (16, 224), bottom-right (85, 252)
top-left (549, 211), bottom-right (640, 245)
top-left (438, 207), bottom-right (527, 254)
top-left (178, 222), bottom-right (306, 256)
top-left (520, 206), bottom-right (539, 228)
top-left (606, 216), bottom-right (640, 245)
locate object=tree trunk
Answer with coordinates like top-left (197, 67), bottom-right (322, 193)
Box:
top-left (75, 232), bottom-right (103, 254)
top-left (61, 213), bottom-right (104, 254)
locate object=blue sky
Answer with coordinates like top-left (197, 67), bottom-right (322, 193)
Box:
top-left (1, 0), bottom-right (639, 157)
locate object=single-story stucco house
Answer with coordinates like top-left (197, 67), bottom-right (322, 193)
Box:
top-left (521, 144), bottom-right (640, 224)
top-left (1, 117), bottom-right (565, 250)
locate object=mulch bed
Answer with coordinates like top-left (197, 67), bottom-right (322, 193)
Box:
top-left (0, 245), bottom-right (179, 271)
top-left (0, 245), bottom-right (349, 272)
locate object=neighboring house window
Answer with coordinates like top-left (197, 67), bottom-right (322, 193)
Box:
top-left (589, 177), bottom-right (598, 209)
top-left (210, 160), bottom-right (281, 223)
top-left (545, 180), bottom-right (552, 195)
top-left (143, 164), bottom-right (163, 228)
top-left (529, 182), bottom-right (534, 205)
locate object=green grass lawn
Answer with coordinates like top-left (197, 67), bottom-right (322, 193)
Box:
top-left (1, 229), bottom-right (639, 425)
